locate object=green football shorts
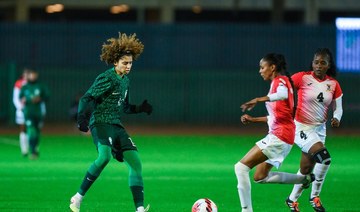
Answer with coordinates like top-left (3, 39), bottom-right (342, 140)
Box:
top-left (90, 123), bottom-right (137, 162)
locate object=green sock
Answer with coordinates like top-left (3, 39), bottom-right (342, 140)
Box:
top-left (78, 144), bottom-right (111, 196)
top-left (79, 172), bottom-right (97, 196)
top-left (130, 186), bottom-right (144, 208)
top-left (123, 150), bottom-right (144, 208)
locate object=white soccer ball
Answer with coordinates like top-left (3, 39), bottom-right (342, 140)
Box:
top-left (191, 198), bottom-right (218, 212)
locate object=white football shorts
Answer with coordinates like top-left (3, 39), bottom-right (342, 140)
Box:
top-left (256, 134), bottom-right (292, 169)
top-left (294, 120), bottom-right (326, 153)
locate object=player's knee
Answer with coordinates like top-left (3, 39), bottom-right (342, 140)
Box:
top-left (234, 162), bottom-right (250, 175)
top-left (253, 173), bottom-right (268, 183)
top-left (300, 167), bottom-right (312, 175)
top-left (254, 170), bottom-right (269, 183)
top-left (96, 154), bottom-right (111, 167)
top-left (313, 148), bottom-right (331, 165)
top-left (128, 162), bottom-right (142, 175)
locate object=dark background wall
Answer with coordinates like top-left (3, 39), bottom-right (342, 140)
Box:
top-left (1, 23), bottom-right (358, 128)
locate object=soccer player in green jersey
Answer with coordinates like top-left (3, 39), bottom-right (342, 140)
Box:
top-left (69, 33), bottom-right (152, 212)
top-left (19, 68), bottom-right (49, 160)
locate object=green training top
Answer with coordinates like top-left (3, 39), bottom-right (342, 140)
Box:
top-left (78, 67), bottom-right (138, 128)
top-left (19, 81), bottom-right (49, 120)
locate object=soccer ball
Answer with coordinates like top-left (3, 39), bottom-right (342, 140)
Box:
top-left (192, 198), bottom-right (218, 212)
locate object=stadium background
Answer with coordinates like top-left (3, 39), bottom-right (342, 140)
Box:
top-left (0, 0), bottom-right (360, 130)
top-left (1, 1), bottom-right (360, 212)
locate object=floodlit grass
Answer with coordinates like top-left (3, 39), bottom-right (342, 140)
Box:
top-left (0, 133), bottom-right (359, 211)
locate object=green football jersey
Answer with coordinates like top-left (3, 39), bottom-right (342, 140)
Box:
top-left (78, 67), bottom-right (137, 127)
top-left (19, 81), bottom-right (49, 119)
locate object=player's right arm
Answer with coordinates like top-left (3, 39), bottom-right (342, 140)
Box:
top-left (13, 80), bottom-right (24, 110)
top-left (77, 74), bottom-right (112, 132)
top-left (13, 87), bottom-right (22, 109)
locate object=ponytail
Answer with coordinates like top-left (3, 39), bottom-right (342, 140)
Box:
top-left (284, 71), bottom-right (296, 118)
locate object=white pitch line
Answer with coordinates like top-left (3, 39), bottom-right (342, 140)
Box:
top-left (0, 137), bottom-right (19, 146)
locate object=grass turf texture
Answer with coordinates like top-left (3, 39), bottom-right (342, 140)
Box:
top-left (0, 133), bottom-right (359, 211)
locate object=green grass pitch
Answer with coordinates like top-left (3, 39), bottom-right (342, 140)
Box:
top-left (0, 132), bottom-right (359, 211)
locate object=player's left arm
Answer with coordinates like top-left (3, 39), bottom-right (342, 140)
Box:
top-left (39, 84), bottom-right (50, 117)
top-left (267, 78), bottom-right (289, 102)
top-left (42, 84), bottom-right (50, 102)
top-left (123, 87), bottom-right (153, 115)
top-left (331, 82), bottom-right (343, 127)
top-left (331, 95), bottom-right (343, 127)
top-left (241, 114), bottom-right (267, 124)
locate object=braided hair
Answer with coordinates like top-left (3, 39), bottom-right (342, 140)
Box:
top-left (310, 48), bottom-right (337, 78)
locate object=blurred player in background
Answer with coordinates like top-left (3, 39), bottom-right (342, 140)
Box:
top-left (19, 68), bottom-right (49, 160)
top-left (13, 69), bottom-right (29, 157)
top-left (285, 48), bottom-right (343, 212)
top-left (69, 32), bottom-right (152, 212)
top-left (235, 53), bottom-right (315, 212)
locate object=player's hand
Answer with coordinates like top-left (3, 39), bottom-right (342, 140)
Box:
top-left (139, 100), bottom-right (153, 115)
top-left (21, 97), bottom-right (26, 104)
top-left (31, 96), bottom-right (41, 103)
top-left (331, 118), bottom-right (340, 127)
top-left (77, 116), bottom-right (89, 132)
top-left (240, 98), bottom-right (258, 112)
top-left (241, 114), bottom-right (253, 125)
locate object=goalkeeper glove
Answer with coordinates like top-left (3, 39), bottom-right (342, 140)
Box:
top-left (138, 100), bottom-right (153, 115)
top-left (77, 115), bottom-right (89, 132)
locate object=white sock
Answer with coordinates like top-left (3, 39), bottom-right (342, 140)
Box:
top-left (256, 171), bottom-right (307, 184)
top-left (234, 162), bottom-right (253, 212)
top-left (256, 172), bottom-right (310, 184)
top-left (19, 132), bottom-right (28, 155)
top-left (74, 192), bottom-right (84, 201)
top-left (136, 206), bottom-right (144, 212)
top-left (311, 163), bottom-right (330, 198)
top-left (289, 170), bottom-right (305, 201)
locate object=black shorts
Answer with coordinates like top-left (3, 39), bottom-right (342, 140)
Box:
top-left (90, 124), bottom-right (137, 161)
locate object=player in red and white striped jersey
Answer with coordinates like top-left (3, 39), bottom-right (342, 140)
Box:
top-left (286, 48), bottom-right (343, 212)
top-left (235, 53), bottom-right (314, 212)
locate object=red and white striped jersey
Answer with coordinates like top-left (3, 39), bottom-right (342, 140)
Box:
top-left (265, 76), bottom-right (295, 145)
top-left (292, 71), bottom-right (343, 125)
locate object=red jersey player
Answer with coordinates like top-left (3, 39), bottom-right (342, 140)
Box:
top-left (234, 53), bottom-right (314, 212)
top-left (286, 48), bottom-right (343, 212)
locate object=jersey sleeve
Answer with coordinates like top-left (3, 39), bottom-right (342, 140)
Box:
top-left (333, 96), bottom-right (343, 121)
top-left (123, 86), bottom-right (138, 114)
top-left (14, 79), bottom-right (23, 89)
top-left (291, 72), bottom-right (304, 89)
top-left (267, 77), bottom-right (288, 101)
top-left (13, 87), bottom-right (22, 109)
top-left (77, 74), bottom-right (112, 121)
top-left (87, 74), bottom-right (112, 99)
top-left (333, 81), bottom-right (343, 99)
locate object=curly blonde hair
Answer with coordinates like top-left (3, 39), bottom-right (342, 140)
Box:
top-left (100, 32), bottom-right (144, 64)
